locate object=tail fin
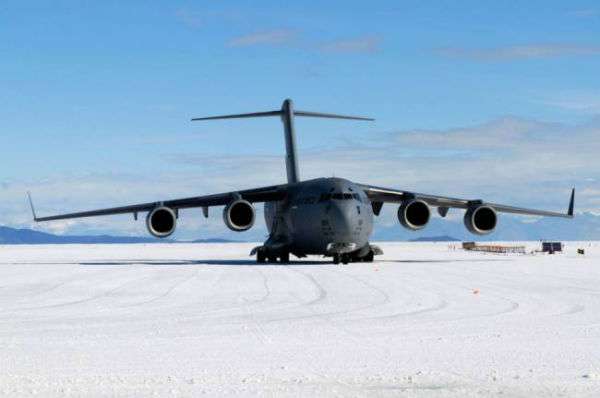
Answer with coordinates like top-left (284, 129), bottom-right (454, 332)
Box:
top-left (192, 99), bottom-right (374, 184)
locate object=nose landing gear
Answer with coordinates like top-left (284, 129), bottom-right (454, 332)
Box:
top-left (333, 253), bottom-right (351, 264)
top-left (333, 249), bottom-right (375, 264)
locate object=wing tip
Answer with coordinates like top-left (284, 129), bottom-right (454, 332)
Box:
top-left (27, 191), bottom-right (38, 222)
top-left (568, 188), bottom-right (575, 217)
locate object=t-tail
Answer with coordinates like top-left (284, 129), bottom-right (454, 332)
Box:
top-left (192, 99), bottom-right (374, 184)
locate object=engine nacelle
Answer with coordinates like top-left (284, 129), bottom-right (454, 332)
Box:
top-left (464, 204), bottom-right (497, 235)
top-left (146, 206), bottom-right (177, 238)
top-left (223, 199), bottom-right (255, 232)
top-left (398, 199), bottom-right (430, 230)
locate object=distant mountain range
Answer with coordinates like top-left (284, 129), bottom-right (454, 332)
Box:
top-left (409, 235), bottom-right (461, 242)
top-left (0, 226), bottom-right (167, 244)
top-left (0, 226), bottom-right (238, 244)
top-left (372, 212), bottom-right (600, 241)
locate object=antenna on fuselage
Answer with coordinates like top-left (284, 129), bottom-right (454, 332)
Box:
top-left (191, 99), bottom-right (374, 184)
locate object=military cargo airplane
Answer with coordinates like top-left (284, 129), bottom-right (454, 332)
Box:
top-left (29, 99), bottom-right (575, 264)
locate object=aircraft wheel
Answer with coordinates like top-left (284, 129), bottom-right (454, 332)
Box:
top-left (364, 250), bottom-right (374, 262)
top-left (257, 251), bottom-right (266, 263)
top-left (341, 254), bottom-right (349, 265)
top-left (333, 254), bottom-right (340, 265)
top-left (280, 253), bottom-right (290, 263)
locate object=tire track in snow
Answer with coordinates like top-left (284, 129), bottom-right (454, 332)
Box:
top-left (357, 270), bottom-right (450, 321)
top-left (177, 266), bottom-right (281, 322)
top-left (272, 266), bottom-right (395, 324)
top-left (389, 269), bottom-right (522, 321)
top-left (236, 267), bottom-right (373, 398)
top-left (237, 268), bottom-right (273, 345)
top-left (372, 300), bottom-right (450, 321)
top-left (435, 265), bottom-right (592, 319)
top-left (257, 267), bottom-right (271, 303)
top-left (325, 265), bottom-right (390, 307)
top-left (286, 267), bottom-right (328, 306)
top-left (277, 267), bottom-right (365, 339)
top-left (0, 265), bottom-right (132, 302)
top-left (120, 269), bottom-right (199, 308)
top-left (0, 268), bottom-right (170, 313)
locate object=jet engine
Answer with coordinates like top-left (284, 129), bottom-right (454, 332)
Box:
top-left (146, 206), bottom-right (177, 238)
top-left (223, 199), bottom-right (255, 232)
top-left (464, 204), bottom-right (497, 235)
top-left (398, 199), bottom-right (430, 230)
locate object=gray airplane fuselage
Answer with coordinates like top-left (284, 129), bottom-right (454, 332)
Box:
top-left (264, 177), bottom-right (374, 256)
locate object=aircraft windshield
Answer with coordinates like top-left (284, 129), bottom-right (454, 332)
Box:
top-left (319, 193), bottom-right (362, 202)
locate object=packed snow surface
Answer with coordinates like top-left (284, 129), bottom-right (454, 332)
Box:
top-left (1, 242), bottom-right (599, 397)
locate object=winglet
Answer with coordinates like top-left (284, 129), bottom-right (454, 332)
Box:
top-left (27, 191), bottom-right (38, 222)
top-left (568, 188), bottom-right (575, 217)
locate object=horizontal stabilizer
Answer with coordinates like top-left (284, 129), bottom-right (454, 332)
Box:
top-left (191, 110), bottom-right (281, 121)
top-left (192, 102), bottom-right (374, 123)
top-left (294, 110), bottom-right (374, 121)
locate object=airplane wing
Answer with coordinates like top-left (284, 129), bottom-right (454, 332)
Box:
top-left (358, 184), bottom-right (575, 218)
top-left (29, 184), bottom-right (287, 222)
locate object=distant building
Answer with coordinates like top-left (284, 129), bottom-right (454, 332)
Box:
top-left (542, 242), bottom-right (563, 253)
top-left (462, 242), bottom-right (525, 254)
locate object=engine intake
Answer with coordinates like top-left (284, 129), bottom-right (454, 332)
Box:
top-left (146, 206), bottom-right (177, 238)
top-left (464, 204), bottom-right (497, 235)
top-left (398, 199), bottom-right (430, 230)
top-left (223, 199), bottom-right (255, 232)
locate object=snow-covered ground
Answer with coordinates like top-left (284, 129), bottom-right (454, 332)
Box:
top-left (1, 242), bottom-right (599, 397)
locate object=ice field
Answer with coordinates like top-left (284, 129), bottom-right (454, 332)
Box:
top-left (1, 242), bottom-right (599, 397)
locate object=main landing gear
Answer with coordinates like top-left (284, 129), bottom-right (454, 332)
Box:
top-left (333, 253), bottom-right (348, 265)
top-left (256, 249), bottom-right (289, 264)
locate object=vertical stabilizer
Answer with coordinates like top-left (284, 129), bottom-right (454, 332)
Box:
top-left (280, 99), bottom-right (300, 184)
top-left (191, 99), bottom-right (374, 184)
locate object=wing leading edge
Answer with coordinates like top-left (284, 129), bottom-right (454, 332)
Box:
top-left (29, 184), bottom-right (287, 222)
top-left (360, 184), bottom-right (575, 219)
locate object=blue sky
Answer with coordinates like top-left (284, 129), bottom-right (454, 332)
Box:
top-left (1, 1), bottom-right (599, 239)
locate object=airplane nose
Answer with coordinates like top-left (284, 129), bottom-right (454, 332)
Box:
top-left (323, 202), bottom-right (366, 252)
top-left (327, 203), bottom-right (353, 233)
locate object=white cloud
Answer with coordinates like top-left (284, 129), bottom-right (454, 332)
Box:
top-left (226, 31), bottom-right (381, 54)
top-left (226, 30), bottom-right (301, 47)
top-left (432, 44), bottom-right (600, 60)
top-left (568, 9), bottom-right (599, 18)
top-left (535, 92), bottom-right (600, 114)
top-left (318, 36), bottom-right (381, 54)
top-left (175, 7), bottom-right (242, 28)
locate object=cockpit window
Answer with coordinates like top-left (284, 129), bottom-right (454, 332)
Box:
top-left (320, 192), bottom-right (362, 202)
top-left (319, 193), bottom-right (331, 202)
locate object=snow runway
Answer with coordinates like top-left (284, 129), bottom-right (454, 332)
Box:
top-left (1, 242), bottom-right (599, 397)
